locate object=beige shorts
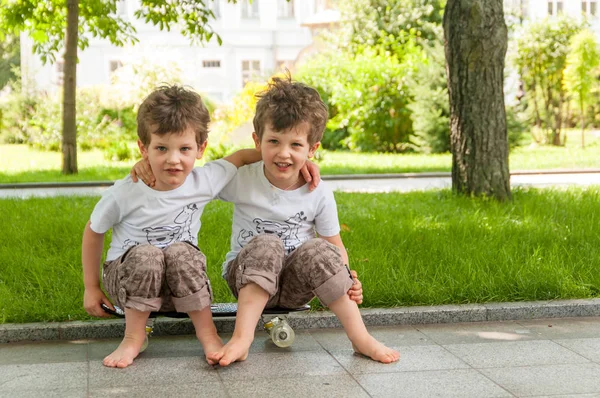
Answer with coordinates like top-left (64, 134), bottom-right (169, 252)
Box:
top-left (225, 234), bottom-right (354, 308)
top-left (103, 242), bottom-right (212, 313)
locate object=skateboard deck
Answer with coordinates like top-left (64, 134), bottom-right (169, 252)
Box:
top-left (101, 303), bottom-right (310, 318)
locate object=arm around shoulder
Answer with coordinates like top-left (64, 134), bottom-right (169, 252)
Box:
top-left (222, 148), bottom-right (262, 168)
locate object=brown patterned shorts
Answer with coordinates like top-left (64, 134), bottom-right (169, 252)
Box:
top-left (103, 242), bottom-right (212, 313)
top-left (225, 234), bottom-right (354, 308)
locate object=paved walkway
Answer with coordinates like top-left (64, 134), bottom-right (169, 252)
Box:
top-left (1, 170), bottom-right (600, 198)
top-left (2, 316), bottom-right (600, 397)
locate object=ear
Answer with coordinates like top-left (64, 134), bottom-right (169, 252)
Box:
top-left (308, 141), bottom-right (321, 158)
top-left (196, 141), bottom-right (208, 160)
top-left (138, 139), bottom-right (149, 160)
top-left (252, 132), bottom-right (261, 151)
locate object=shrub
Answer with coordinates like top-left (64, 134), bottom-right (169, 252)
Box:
top-left (298, 47), bottom-right (417, 153)
top-left (407, 40), bottom-right (450, 153)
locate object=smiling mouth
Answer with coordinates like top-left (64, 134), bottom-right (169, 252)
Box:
top-left (275, 162), bottom-right (291, 169)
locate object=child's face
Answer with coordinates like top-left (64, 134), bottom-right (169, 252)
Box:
top-left (138, 128), bottom-right (206, 191)
top-left (253, 122), bottom-right (320, 190)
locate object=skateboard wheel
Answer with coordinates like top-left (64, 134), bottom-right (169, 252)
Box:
top-left (268, 319), bottom-right (295, 348)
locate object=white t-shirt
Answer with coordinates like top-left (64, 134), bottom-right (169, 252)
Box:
top-left (218, 161), bottom-right (341, 276)
top-left (90, 159), bottom-right (237, 261)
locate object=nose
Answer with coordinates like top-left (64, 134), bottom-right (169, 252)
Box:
top-left (166, 150), bottom-right (180, 164)
top-left (277, 146), bottom-right (291, 159)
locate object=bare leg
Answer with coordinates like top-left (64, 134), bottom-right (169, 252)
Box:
top-left (208, 283), bottom-right (269, 366)
top-left (103, 308), bottom-right (150, 368)
top-left (328, 294), bottom-right (400, 364)
top-left (188, 306), bottom-right (224, 365)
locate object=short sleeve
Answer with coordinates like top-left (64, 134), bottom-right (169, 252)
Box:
top-left (202, 159), bottom-right (238, 198)
top-left (217, 165), bottom-right (245, 202)
top-left (314, 188), bottom-right (341, 237)
top-left (89, 192), bottom-right (121, 234)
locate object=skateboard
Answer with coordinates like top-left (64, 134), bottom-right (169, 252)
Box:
top-left (101, 303), bottom-right (309, 351)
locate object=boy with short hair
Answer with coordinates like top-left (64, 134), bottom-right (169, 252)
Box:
top-left (82, 85), bottom-right (262, 368)
top-left (209, 76), bottom-right (400, 366)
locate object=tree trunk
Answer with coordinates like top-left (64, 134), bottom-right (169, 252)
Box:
top-left (443, 0), bottom-right (511, 200)
top-left (62, 0), bottom-right (78, 175)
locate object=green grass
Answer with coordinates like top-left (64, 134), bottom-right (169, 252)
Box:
top-left (1, 188), bottom-right (599, 323)
top-left (1, 129), bottom-right (599, 183)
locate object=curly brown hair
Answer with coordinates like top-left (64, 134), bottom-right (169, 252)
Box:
top-left (253, 75), bottom-right (328, 145)
top-left (137, 85), bottom-right (210, 147)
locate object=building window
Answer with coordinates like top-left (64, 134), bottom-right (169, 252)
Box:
top-left (547, 0), bottom-right (563, 15)
top-left (241, 0), bottom-right (259, 19)
top-left (109, 60), bottom-right (123, 77)
top-left (211, 0), bottom-right (221, 18)
top-left (241, 60), bottom-right (261, 87)
top-left (582, 0), bottom-right (598, 16)
top-left (203, 60), bottom-right (221, 68)
top-left (276, 60), bottom-right (294, 72)
top-left (278, 0), bottom-right (294, 18)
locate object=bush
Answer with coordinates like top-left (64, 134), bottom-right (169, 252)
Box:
top-left (407, 40), bottom-right (450, 153)
top-left (298, 46), bottom-right (418, 153)
top-left (0, 92), bottom-right (38, 144)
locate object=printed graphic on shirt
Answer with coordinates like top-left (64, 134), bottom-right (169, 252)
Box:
top-left (121, 204), bottom-right (200, 250)
top-left (122, 239), bottom-right (141, 249)
top-left (238, 211), bottom-right (308, 253)
top-left (174, 204), bottom-right (199, 242)
top-left (143, 226), bottom-right (182, 247)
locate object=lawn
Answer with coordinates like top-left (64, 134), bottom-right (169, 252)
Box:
top-left (1, 129), bottom-right (599, 183)
top-left (1, 187), bottom-right (599, 323)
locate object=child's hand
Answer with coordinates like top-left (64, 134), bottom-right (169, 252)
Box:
top-left (347, 270), bottom-right (363, 305)
top-left (84, 287), bottom-right (115, 318)
top-left (130, 159), bottom-right (155, 187)
top-left (302, 160), bottom-right (321, 191)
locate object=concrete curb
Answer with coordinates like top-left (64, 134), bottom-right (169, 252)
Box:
top-left (2, 298), bottom-right (599, 344)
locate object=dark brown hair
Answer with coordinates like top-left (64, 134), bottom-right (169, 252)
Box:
top-left (253, 75), bottom-right (328, 145)
top-left (137, 85), bottom-right (210, 146)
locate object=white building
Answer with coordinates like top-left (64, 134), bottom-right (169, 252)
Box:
top-left (21, 0), bottom-right (331, 102)
top-left (505, 0), bottom-right (600, 29)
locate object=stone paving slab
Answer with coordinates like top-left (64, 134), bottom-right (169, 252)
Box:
top-left (480, 363), bottom-right (600, 396)
top-left (443, 340), bottom-right (590, 368)
top-left (2, 299), bottom-right (600, 344)
top-left (2, 318), bottom-right (600, 397)
top-left (354, 369), bottom-right (513, 398)
top-left (222, 374), bottom-right (370, 398)
top-left (90, 382), bottom-right (228, 398)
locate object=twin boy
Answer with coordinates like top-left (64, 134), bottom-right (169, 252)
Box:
top-left (82, 77), bottom-right (400, 368)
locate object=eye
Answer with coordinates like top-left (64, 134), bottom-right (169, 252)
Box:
top-left (181, 147), bottom-right (192, 152)
top-left (292, 142), bottom-right (303, 147)
top-left (268, 139), bottom-right (278, 144)
top-left (156, 146), bottom-right (167, 151)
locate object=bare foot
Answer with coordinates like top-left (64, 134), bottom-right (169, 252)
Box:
top-left (208, 336), bottom-right (252, 367)
top-left (352, 337), bottom-right (400, 364)
top-left (103, 333), bottom-right (146, 368)
top-left (197, 331), bottom-right (224, 366)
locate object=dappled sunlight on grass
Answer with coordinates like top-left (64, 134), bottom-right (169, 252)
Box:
top-left (1, 187), bottom-right (599, 323)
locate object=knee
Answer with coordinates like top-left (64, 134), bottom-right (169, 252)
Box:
top-left (164, 242), bottom-right (206, 273)
top-left (300, 239), bottom-right (343, 269)
top-left (242, 234), bottom-right (285, 264)
top-left (125, 244), bottom-right (165, 273)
